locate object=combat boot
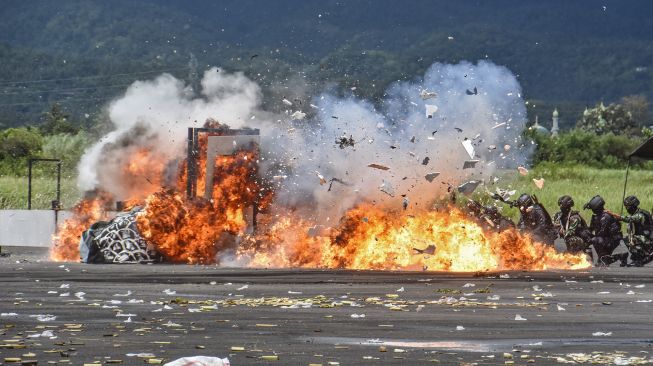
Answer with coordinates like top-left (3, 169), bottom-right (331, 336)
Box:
top-left (617, 253), bottom-right (629, 267)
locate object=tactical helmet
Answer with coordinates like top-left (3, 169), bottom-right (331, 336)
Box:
top-left (623, 195), bottom-right (640, 208)
top-left (558, 195), bottom-right (574, 210)
top-left (583, 195), bottom-right (605, 213)
top-left (624, 195), bottom-right (640, 215)
top-left (516, 194), bottom-right (533, 209)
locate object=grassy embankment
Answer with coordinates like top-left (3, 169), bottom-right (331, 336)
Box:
top-left (494, 163), bottom-right (653, 222)
top-left (0, 164), bottom-right (651, 225)
top-left (0, 175), bottom-right (79, 209)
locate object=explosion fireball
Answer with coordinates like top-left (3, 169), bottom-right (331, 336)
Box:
top-left (51, 63), bottom-right (591, 271)
top-left (51, 125), bottom-right (590, 271)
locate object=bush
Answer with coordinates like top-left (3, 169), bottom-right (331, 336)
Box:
top-left (0, 127), bottom-right (43, 175)
top-left (0, 127), bottom-right (42, 159)
top-left (42, 131), bottom-right (93, 173)
top-left (528, 128), bottom-right (646, 169)
top-left (577, 102), bottom-right (639, 136)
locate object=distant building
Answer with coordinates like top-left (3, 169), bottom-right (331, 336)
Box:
top-left (529, 115), bottom-right (551, 137)
top-left (529, 109), bottom-right (560, 138)
top-left (551, 108), bottom-right (560, 137)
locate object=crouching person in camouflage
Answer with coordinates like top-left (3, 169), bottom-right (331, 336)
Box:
top-left (583, 195), bottom-right (623, 266)
top-left (611, 196), bottom-right (653, 267)
top-left (553, 195), bottom-right (592, 260)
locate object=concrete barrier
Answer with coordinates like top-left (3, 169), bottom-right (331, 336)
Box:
top-left (0, 210), bottom-right (73, 247)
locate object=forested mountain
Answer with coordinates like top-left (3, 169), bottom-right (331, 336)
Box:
top-left (0, 0), bottom-right (651, 129)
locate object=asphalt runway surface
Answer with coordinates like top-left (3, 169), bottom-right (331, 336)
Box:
top-left (1, 247), bottom-right (653, 365)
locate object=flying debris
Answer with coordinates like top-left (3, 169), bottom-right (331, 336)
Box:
top-left (410, 136), bottom-right (416, 143)
top-left (336, 135), bottom-right (355, 149)
top-left (533, 178), bottom-right (545, 189)
top-left (492, 122), bottom-right (507, 129)
top-left (315, 171), bottom-right (327, 185)
top-left (420, 89), bottom-right (438, 100)
top-left (425, 104), bottom-right (438, 118)
top-left (487, 144), bottom-right (497, 150)
top-left (402, 197), bottom-right (409, 210)
top-left (422, 157), bottom-right (430, 165)
top-left (431, 130), bottom-right (438, 136)
top-left (461, 139), bottom-right (476, 159)
top-left (379, 180), bottom-right (395, 197)
top-left (368, 163), bottom-right (390, 171)
top-left (463, 160), bottom-right (480, 169)
top-left (425, 172), bottom-right (440, 182)
top-left (328, 178), bottom-right (350, 191)
top-left (457, 180), bottom-right (481, 196)
top-left (282, 98), bottom-right (293, 106)
top-left (290, 111), bottom-right (306, 120)
top-left (413, 244), bottom-right (436, 255)
top-left (466, 87), bottom-right (478, 95)
top-left (494, 188), bottom-right (516, 201)
top-left (250, 54), bottom-right (259, 60)
top-left (454, 127), bottom-right (463, 133)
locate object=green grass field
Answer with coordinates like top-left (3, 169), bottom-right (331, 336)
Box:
top-left (492, 163), bottom-right (653, 222)
top-left (0, 164), bottom-right (651, 226)
top-left (0, 175), bottom-right (80, 209)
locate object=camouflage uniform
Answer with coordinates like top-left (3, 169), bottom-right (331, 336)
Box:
top-left (584, 195), bottom-right (623, 265)
top-left (552, 195), bottom-right (592, 255)
top-left (515, 194), bottom-right (557, 246)
top-left (618, 196), bottom-right (653, 266)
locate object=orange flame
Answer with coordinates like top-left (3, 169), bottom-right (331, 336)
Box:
top-left (135, 149), bottom-right (264, 264)
top-left (239, 205), bottom-right (590, 271)
top-left (50, 194), bottom-right (109, 261)
top-left (119, 147), bottom-right (170, 201)
top-left (51, 122), bottom-right (590, 272)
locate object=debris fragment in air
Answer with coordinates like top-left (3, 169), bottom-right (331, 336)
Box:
top-left (368, 163), bottom-right (390, 171)
top-left (379, 180), bottom-right (395, 197)
top-left (533, 178), bottom-right (544, 189)
top-left (315, 171), bottom-right (327, 185)
top-left (290, 111), bottom-right (306, 120)
top-left (420, 90), bottom-right (438, 100)
top-left (425, 104), bottom-right (438, 118)
top-left (413, 245), bottom-right (436, 255)
top-left (336, 135), bottom-right (355, 149)
top-left (462, 139), bottom-right (475, 159)
top-left (424, 172), bottom-right (440, 182)
top-left (457, 180), bottom-right (481, 196)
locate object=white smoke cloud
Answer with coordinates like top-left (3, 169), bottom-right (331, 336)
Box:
top-left (77, 67), bottom-right (268, 199)
top-left (276, 61), bottom-right (528, 220)
top-left (78, 61), bottom-right (528, 223)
